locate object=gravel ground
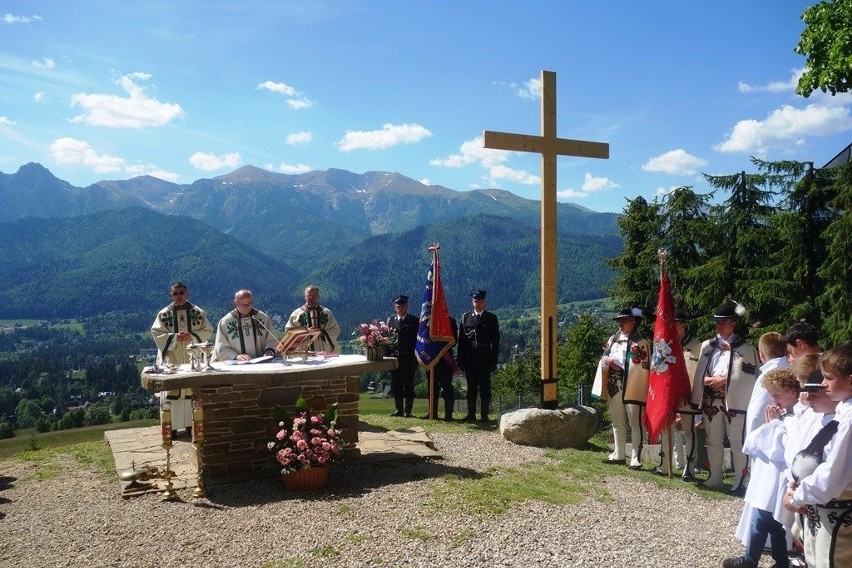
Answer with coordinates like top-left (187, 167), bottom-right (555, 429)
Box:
top-left (0, 432), bottom-right (773, 568)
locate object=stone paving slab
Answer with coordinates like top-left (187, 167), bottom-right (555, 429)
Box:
top-left (104, 423), bottom-right (442, 498)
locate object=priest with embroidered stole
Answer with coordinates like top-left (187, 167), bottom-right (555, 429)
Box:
top-left (151, 282), bottom-right (213, 437)
top-left (284, 285), bottom-right (340, 354)
top-left (212, 289), bottom-right (279, 361)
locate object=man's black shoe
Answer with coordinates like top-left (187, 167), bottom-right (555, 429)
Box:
top-left (722, 557), bottom-right (757, 568)
top-left (603, 458), bottom-right (626, 465)
top-left (390, 410), bottom-right (402, 417)
top-left (462, 414), bottom-right (476, 422)
top-left (403, 412), bottom-right (413, 418)
top-left (479, 415), bottom-right (490, 423)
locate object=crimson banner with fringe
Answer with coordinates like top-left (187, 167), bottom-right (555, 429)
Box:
top-left (644, 268), bottom-right (691, 441)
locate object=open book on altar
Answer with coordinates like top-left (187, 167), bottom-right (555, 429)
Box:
top-left (275, 327), bottom-right (323, 355)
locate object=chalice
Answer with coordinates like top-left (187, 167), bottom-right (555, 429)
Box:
top-left (199, 342), bottom-right (216, 371)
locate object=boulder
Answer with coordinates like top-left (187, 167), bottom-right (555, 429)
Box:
top-left (499, 406), bottom-right (597, 449)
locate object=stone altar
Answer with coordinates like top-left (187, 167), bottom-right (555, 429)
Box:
top-left (140, 354), bottom-right (397, 478)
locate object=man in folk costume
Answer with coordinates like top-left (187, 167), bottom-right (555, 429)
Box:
top-left (593, 307), bottom-right (650, 469)
top-left (457, 289), bottom-right (500, 423)
top-left (657, 308), bottom-right (702, 478)
top-left (284, 285), bottom-right (340, 354)
top-left (690, 300), bottom-right (759, 492)
top-left (212, 289), bottom-right (279, 361)
top-left (151, 282), bottom-right (213, 437)
top-left (387, 295), bottom-right (420, 417)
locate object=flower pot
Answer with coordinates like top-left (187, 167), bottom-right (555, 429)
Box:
top-left (365, 346), bottom-right (382, 361)
top-left (281, 467), bottom-right (329, 491)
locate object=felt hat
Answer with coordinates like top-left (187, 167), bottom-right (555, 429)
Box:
top-left (393, 295), bottom-right (409, 305)
top-left (801, 370), bottom-right (825, 391)
top-left (613, 307), bottom-right (643, 321)
top-left (711, 300), bottom-right (746, 320)
top-left (470, 289), bottom-right (487, 301)
top-left (674, 308), bottom-right (693, 322)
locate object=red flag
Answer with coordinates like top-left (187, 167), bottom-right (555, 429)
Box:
top-left (415, 245), bottom-right (455, 369)
top-left (643, 269), bottom-right (691, 441)
top-left (429, 247), bottom-right (453, 341)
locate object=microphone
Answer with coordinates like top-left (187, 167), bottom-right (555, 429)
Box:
top-left (251, 316), bottom-right (280, 353)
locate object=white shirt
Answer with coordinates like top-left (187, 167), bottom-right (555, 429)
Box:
top-left (794, 398), bottom-right (852, 505)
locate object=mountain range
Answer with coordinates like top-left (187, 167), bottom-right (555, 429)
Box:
top-left (0, 163), bottom-right (621, 330)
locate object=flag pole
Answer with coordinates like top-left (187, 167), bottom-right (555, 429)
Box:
top-left (429, 367), bottom-right (436, 420)
top-left (428, 244), bottom-right (440, 421)
top-left (659, 249), bottom-right (673, 479)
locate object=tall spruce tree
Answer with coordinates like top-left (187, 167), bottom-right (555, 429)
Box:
top-left (606, 195), bottom-right (662, 321)
top-left (700, 170), bottom-right (776, 326)
top-left (816, 160), bottom-right (852, 346)
top-left (759, 158), bottom-right (839, 327)
top-left (657, 186), bottom-right (713, 321)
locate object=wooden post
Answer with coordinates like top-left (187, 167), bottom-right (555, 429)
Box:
top-left (483, 70), bottom-right (608, 409)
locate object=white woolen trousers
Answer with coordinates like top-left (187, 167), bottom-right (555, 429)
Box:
top-left (703, 407), bottom-right (747, 489)
top-left (607, 390), bottom-right (643, 463)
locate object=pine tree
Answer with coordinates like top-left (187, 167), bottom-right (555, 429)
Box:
top-left (816, 160), bottom-right (852, 346)
top-left (606, 196), bottom-right (662, 319)
top-left (656, 186), bottom-right (713, 320)
top-left (760, 159), bottom-right (839, 327)
top-left (701, 170), bottom-right (776, 326)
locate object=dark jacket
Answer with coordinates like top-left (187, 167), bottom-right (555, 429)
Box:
top-left (457, 310), bottom-right (500, 371)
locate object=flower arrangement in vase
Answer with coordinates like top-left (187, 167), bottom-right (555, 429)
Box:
top-left (352, 319), bottom-right (397, 359)
top-left (269, 397), bottom-right (342, 488)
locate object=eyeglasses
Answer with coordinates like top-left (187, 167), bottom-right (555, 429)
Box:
top-left (236, 301), bottom-right (253, 307)
top-left (171, 290), bottom-right (187, 296)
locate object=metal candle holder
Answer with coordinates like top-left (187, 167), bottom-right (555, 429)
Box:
top-left (159, 402), bottom-right (180, 502)
top-left (191, 399), bottom-right (207, 498)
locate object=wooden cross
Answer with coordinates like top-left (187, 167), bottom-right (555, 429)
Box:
top-left (483, 70), bottom-right (609, 409)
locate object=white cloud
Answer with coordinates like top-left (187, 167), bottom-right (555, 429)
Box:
top-left (49, 137), bottom-right (124, 172)
top-left (642, 149), bottom-right (707, 175)
top-left (3, 14), bottom-right (42, 24)
top-left (258, 80), bottom-right (314, 110)
top-left (31, 57), bottom-right (54, 70)
top-left (738, 68), bottom-right (804, 93)
top-left (124, 164), bottom-right (180, 182)
top-left (513, 77), bottom-right (541, 100)
top-left (34, 91), bottom-right (45, 103)
top-left (286, 97), bottom-right (313, 110)
top-left (556, 173), bottom-right (619, 200)
top-left (556, 188), bottom-right (587, 199)
top-left (655, 185), bottom-right (682, 197)
top-left (582, 172), bottom-right (619, 192)
top-left (716, 103), bottom-right (852, 154)
top-left (0, 116), bottom-right (15, 126)
top-left (431, 135), bottom-right (539, 188)
top-left (487, 164), bottom-right (539, 185)
top-left (189, 151), bottom-right (242, 171)
top-left (286, 131), bottom-right (312, 145)
top-left (419, 178), bottom-right (430, 186)
top-left (70, 72), bottom-right (185, 128)
top-left (275, 162), bottom-right (312, 174)
top-left (337, 123), bottom-right (432, 151)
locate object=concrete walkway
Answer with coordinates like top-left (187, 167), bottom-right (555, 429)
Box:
top-left (104, 423), bottom-right (442, 498)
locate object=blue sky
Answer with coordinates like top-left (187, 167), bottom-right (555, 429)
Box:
top-left (1, 1), bottom-right (850, 213)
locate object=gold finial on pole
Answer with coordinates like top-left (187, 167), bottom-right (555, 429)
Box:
top-left (657, 247), bottom-right (670, 266)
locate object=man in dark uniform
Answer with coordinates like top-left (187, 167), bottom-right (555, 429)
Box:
top-left (388, 295), bottom-right (419, 417)
top-left (431, 316), bottom-right (458, 422)
top-left (457, 289), bottom-right (501, 423)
